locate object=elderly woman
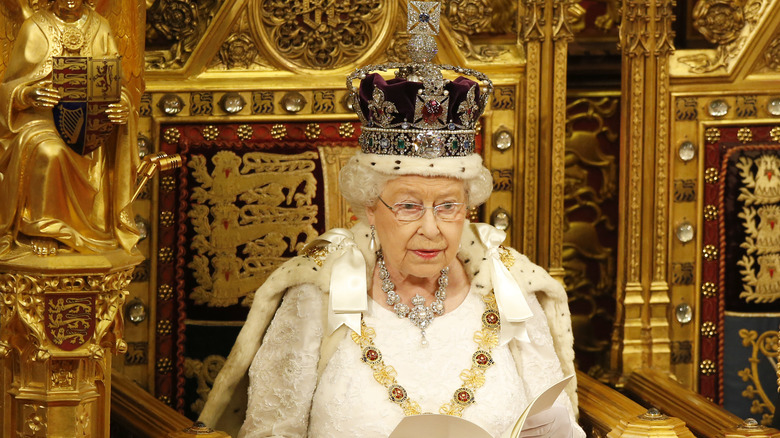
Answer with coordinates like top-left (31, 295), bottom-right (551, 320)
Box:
top-left (200, 9), bottom-right (583, 436)
top-left (201, 114), bottom-right (583, 437)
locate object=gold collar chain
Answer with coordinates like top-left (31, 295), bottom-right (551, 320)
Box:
top-left (350, 291), bottom-right (501, 417)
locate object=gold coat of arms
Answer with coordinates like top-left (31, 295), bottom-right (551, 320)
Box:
top-left (52, 56), bottom-right (121, 155)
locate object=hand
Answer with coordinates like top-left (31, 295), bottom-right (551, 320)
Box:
top-left (20, 82), bottom-right (60, 109)
top-left (106, 101), bottom-right (129, 125)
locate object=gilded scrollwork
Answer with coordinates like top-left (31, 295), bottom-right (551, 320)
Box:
top-left (738, 328), bottom-right (779, 425)
top-left (735, 155), bottom-right (780, 303)
top-left (763, 35), bottom-right (780, 72)
top-left (184, 354), bottom-right (226, 414)
top-left (23, 404), bottom-right (47, 437)
top-left (618, 0), bottom-right (651, 57)
top-left (563, 96), bottom-right (619, 372)
top-left (92, 272), bottom-right (132, 354)
top-left (0, 270), bottom-right (131, 359)
top-left (51, 359), bottom-right (76, 390)
top-left (0, 274), bottom-right (48, 360)
top-left (446, 0), bottom-right (493, 33)
top-left (251, 0), bottom-right (388, 70)
top-left (76, 404), bottom-right (90, 434)
top-left (693, 0), bottom-right (745, 45)
top-left (679, 0), bottom-right (767, 73)
top-left (208, 9), bottom-right (273, 71)
top-left (187, 150), bottom-right (319, 307)
top-left (145, 0), bottom-right (223, 69)
top-left (551, 0), bottom-right (576, 41)
top-left (444, 0), bottom-right (512, 61)
top-left (218, 33), bottom-right (258, 69)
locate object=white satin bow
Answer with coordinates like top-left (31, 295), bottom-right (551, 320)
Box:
top-left (473, 223), bottom-right (533, 345)
top-left (303, 229), bottom-right (367, 335)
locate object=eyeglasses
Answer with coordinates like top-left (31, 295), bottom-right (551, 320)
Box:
top-left (378, 197), bottom-right (466, 222)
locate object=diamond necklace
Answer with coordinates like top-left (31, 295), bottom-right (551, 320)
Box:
top-left (377, 251), bottom-right (448, 345)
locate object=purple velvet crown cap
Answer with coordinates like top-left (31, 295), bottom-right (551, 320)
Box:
top-left (358, 73), bottom-right (481, 127)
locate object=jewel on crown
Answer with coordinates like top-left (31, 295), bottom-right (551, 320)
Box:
top-left (346, 1), bottom-right (493, 159)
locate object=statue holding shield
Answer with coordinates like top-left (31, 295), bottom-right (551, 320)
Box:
top-left (0, 0), bottom-right (140, 258)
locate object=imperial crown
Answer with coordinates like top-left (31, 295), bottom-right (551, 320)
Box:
top-left (347, 1), bottom-right (493, 159)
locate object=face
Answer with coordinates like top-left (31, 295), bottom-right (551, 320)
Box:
top-left (52, 0), bottom-right (85, 22)
top-left (366, 175), bottom-right (467, 281)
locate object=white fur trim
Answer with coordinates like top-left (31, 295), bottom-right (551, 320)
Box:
top-left (353, 151), bottom-right (486, 180)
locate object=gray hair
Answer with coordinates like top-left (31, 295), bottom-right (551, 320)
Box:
top-left (338, 154), bottom-right (493, 221)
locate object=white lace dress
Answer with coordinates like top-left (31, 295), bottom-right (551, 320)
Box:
top-left (239, 283), bottom-right (573, 438)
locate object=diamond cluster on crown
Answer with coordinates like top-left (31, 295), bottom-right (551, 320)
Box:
top-left (346, 1), bottom-right (493, 159)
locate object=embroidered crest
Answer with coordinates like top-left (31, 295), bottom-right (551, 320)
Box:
top-left (188, 150), bottom-right (319, 307)
top-left (736, 154), bottom-right (780, 303)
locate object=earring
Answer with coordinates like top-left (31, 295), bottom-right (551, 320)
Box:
top-left (369, 225), bottom-right (379, 253)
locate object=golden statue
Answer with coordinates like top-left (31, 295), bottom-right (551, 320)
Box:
top-left (0, 0), bottom-right (140, 258)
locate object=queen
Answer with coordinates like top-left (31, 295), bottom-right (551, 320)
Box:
top-left (0, 0), bottom-right (139, 257)
top-left (200, 3), bottom-right (585, 437)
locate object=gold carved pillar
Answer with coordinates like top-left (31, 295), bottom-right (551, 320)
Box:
top-left (0, 252), bottom-right (142, 437)
top-left (613, 0), bottom-right (676, 375)
top-left (522, 0), bottom-right (575, 280)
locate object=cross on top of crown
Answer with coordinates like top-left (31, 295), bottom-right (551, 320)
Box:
top-left (408, 1), bottom-right (441, 35)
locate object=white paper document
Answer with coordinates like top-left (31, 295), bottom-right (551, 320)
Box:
top-left (388, 375), bottom-right (573, 438)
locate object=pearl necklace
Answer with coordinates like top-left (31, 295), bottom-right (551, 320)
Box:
top-left (377, 251), bottom-right (448, 345)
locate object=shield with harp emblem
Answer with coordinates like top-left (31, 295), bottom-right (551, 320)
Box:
top-left (52, 56), bottom-right (121, 155)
